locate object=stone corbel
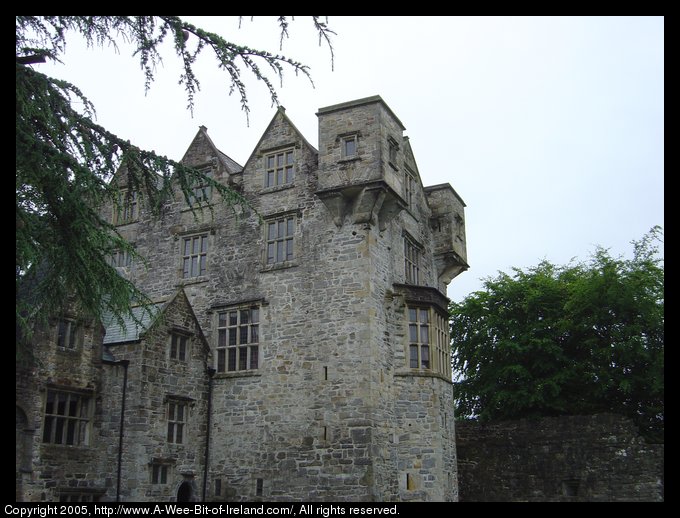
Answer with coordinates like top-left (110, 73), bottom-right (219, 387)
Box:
top-left (435, 250), bottom-right (469, 284)
top-left (316, 181), bottom-right (406, 230)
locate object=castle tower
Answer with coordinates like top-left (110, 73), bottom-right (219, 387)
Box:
top-left (114, 95), bottom-right (468, 501)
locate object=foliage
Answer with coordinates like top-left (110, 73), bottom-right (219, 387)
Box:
top-left (450, 227), bottom-right (664, 442)
top-left (16, 16), bottom-right (334, 359)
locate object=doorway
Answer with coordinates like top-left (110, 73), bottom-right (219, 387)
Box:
top-left (177, 481), bottom-right (192, 502)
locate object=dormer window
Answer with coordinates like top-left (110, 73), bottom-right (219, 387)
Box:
top-left (265, 149), bottom-right (294, 187)
top-left (188, 168), bottom-right (213, 205)
top-left (114, 189), bottom-right (138, 225)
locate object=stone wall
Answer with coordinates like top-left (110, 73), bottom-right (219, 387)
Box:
top-left (101, 289), bottom-right (210, 502)
top-left (16, 310), bottom-right (109, 502)
top-left (455, 414), bottom-right (664, 502)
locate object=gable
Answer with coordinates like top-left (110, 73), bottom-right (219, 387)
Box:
top-left (242, 107), bottom-right (318, 174)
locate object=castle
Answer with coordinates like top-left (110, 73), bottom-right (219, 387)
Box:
top-left (16, 96), bottom-right (468, 502)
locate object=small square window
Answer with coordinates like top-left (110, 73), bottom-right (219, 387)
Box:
top-left (342, 136), bottom-right (357, 158)
top-left (151, 463), bottom-right (169, 485)
top-left (57, 319), bottom-right (79, 350)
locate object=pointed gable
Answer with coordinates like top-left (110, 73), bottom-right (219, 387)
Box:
top-left (242, 106), bottom-right (318, 176)
top-left (102, 287), bottom-right (209, 354)
top-left (402, 136), bottom-right (423, 185)
top-left (180, 125), bottom-right (243, 174)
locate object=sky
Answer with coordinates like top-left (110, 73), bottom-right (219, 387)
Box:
top-left (37, 16), bottom-right (664, 303)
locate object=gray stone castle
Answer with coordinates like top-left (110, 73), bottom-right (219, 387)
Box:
top-left (16, 96), bottom-right (468, 502)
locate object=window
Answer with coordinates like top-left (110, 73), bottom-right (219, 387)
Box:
top-left (182, 234), bottom-right (208, 278)
top-left (404, 237), bottom-right (420, 285)
top-left (59, 492), bottom-right (101, 502)
top-left (432, 310), bottom-right (451, 379)
top-left (56, 319), bottom-right (79, 350)
top-left (256, 478), bottom-right (264, 496)
top-left (408, 308), bottom-right (430, 369)
top-left (151, 463), bottom-right (169, 485)
top-left (114, 189), bottom-right (138, 225)
top-left (266, 216), bottom-right (295, 265)
top-left (215, 478), bottom-right (222, 497)
top-left (455, 213), bottom-right (465, 241)
top-left (388, 138), bottom-right (399, 167)
top-left (189, 168), bottom-right (213, 205)
top-left (170, 333), bottom-right (188, 361)
top-left (42, 390), bottom-right (91, 446)
top-left (265, 149), bottom-right (294, 187)
top-left (342, 135), bottom-right (358, 158)
top-left (407, 306), bottom-right (450, 378)
top-left (404, 168), bottom-right (416, 208)
top-left (216, 307), bottom-right (260, 373)
top-left (110, 249), bottom-right (133, 268)
top-left (167, 400), bottom-right (187, 444)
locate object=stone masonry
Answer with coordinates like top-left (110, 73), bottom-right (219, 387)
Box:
top-left (16, 95), bottom-right (468, 502)
top-left (456, 414), bottom-right (664, 502)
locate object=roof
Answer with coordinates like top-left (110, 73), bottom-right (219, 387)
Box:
top-left (102, 346), bottom-right (117, 362)
top-left (102, 303), bottom-right (163, 345)
top-left (217, 148), bottom-right (243, 174)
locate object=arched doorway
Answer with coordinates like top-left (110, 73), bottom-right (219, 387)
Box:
top-left (177, 481), bottom-right (192, 502)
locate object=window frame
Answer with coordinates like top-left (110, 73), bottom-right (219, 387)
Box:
top-left (114, 189), bottom-right (138, 225)
top-left (169, 331), bottom-right (190, 362)
top-left (388, 137), bottom-right (399, 169)
top-left (404, 236), bottom-right (421, 285)
top-left (406, 305), bottom-right (451, 378)
top-left (167, 400), bottom-right (188, 444)
top-left (215, 306), bottom-right (260, 374)
top-left (151, 463), bottom-right (170, 485)
top-left (42, 390), bottom-right (92, 446)
top-left (110, 248), bottom-right (133, 268)
top-left (341, 134), bottom-right (358, 159)
top-left (181, 234), bottom-right (209, 279)
top-left (56, 319), bottom-right (81, 350)
top-left (404, 167), bottom-right (416, 208)
top-left (265, 215), bottom-right (296, 266)
top-left (264, 149), bottom-right (295, 188)
top-left (188, 167), bottom-right (214, 206)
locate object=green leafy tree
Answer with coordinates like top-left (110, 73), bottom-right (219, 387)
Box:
top-left (450, 227), bottom-right (664, 442)
top-left (16, 16), bottom-right (334, 358)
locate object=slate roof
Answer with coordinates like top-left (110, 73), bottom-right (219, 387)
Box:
top-left (102, 303), bottom-right (163, 345)
top-left (217, 149), bottom-right (243, 174)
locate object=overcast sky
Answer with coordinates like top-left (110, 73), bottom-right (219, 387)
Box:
top-left (39, 16), bottom-right (664, 302)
